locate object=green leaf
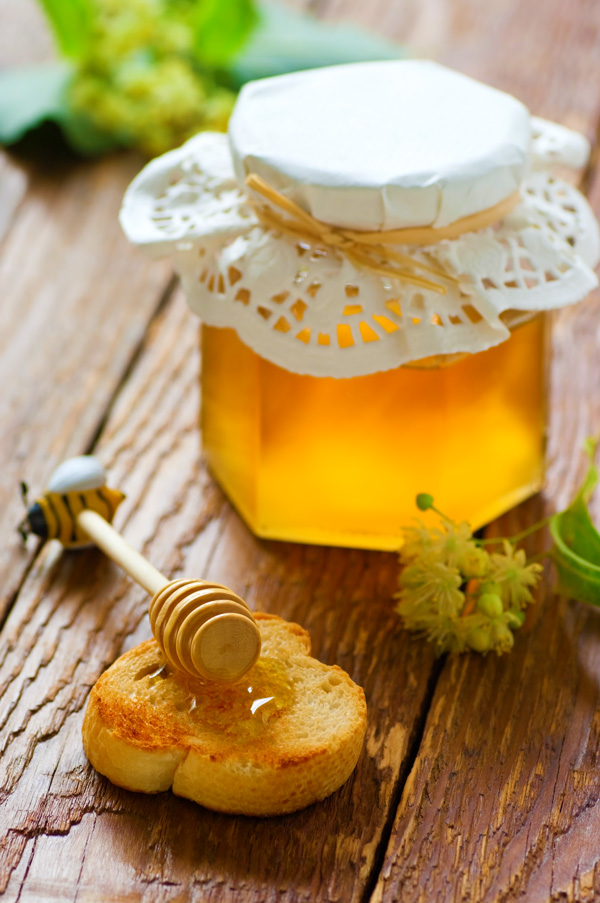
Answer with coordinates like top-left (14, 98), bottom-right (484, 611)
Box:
top-left (0, 64), bottom-right (119, 155)
top-left (230, 0), bottom-right (404, 86)
top-left (550, 441), bottom-right (600, 606)
top-left (193, 0), bottom-right (259, 68)
top-left (37, 0), bottom-right (92, 59)
top-left (0, 64), bottom-right (73, 144)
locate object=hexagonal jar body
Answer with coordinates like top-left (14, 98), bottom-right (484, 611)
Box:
top-left (120, 61), bottom-right (599, 550)
top-left (201, 318), bottom-right (546, 550)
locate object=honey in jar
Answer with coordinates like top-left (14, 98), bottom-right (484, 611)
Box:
top-left (201, 317), bottom-right (545, 550)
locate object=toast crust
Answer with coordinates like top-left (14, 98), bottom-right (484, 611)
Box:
top-left (82, 613), bottom-right (367, 815)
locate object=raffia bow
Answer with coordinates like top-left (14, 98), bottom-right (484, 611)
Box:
top-left (245, 173), bottom-right (520, 296)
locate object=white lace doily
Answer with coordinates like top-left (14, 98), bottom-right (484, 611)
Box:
top-left (121, 122), bottom-right (599, 378)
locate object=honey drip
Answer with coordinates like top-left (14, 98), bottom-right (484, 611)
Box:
top-left (137, 656), bottom-right (295, 741)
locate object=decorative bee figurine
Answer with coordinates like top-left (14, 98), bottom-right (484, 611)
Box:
top-left (17, 455), bottom-right (261, 683)
top-left (18, 456), bottom-right (125, 548)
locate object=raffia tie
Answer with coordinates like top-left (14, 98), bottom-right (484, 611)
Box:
top-left (246, 174), bottom-right (521, 296)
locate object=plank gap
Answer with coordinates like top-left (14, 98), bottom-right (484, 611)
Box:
top-left (362, 654), bottom-right (445, 903)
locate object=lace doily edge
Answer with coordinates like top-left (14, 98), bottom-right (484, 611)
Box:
top-left (120, 120), bottom-right (594, 254)
top-left (185, 266), bottom-right (597, 379)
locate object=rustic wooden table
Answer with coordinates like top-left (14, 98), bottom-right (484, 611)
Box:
top-left (2, 1), bottom-right (600, 900)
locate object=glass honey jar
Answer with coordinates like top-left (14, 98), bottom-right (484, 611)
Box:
top-left (121, 61), bottom-right (599, 550)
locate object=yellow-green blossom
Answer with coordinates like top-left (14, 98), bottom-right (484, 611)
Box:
top-left (397, 495), bottom-right (542, 657)
top-left (489, 540), bottom-right (542, 609)
top-left (68, 0), bottom-right (237, 156)
top-left (457, 544), bottom-right (490, 579)
top-left (401, 519), bottom-right (487, 573)
top-left (463, 611), bottom-right (516, 654)
top-left (398, 560), bottom-right (464, 619)
top-left (400, 521), bottom-right (439, 562)
top-left (428, 520), bottom-right (473, 568)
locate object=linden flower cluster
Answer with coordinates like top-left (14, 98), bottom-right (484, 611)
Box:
top-left (69, 0), bottom-right (236, 157)
top-left (396, 495), bottom-right (542, 655)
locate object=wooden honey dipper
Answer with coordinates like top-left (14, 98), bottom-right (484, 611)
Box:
top-left (18, 456), bottom-right (261, 683)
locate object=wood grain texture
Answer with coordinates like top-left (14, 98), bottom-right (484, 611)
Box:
top-left (0, 150), bottom-right (172, 623)
top-left (371, 296), bottom-right (600, 903)
top-left (313, 0), bottom-right (600, 899)
top-left (321, 0), bottom-right (600, 135)
top-left (0, 289), bottom-right (438, 902)
top-left (0, 1), bottom-right (173, 624)
top-left (2, 0), bottom-right (600, 901)
top-left (0, 0), bottom-right (55, 68)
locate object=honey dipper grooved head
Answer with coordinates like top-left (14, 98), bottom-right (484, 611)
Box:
top-left (149, 579), bottom-right (261, 683)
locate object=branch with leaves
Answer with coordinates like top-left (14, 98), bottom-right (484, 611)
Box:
top-left (0, 0), bottom-right (403, 158)
top-left (397, 441), bottom-right (600, 656)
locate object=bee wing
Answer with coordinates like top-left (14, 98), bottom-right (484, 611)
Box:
top-left (47, 456), bottom-right (107, 493)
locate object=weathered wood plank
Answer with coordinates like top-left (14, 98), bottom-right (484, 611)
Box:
top-left (0, 1), bottom-right (174, 625)
top-left (3, 0), bottom-right (600, 901)
top-left (370, 112), bottom-right (600, 901)
top-left (0, 148), bottom-right (172, 623)
top-left (0, 0), bottom-right (56, 246)
top-left (371, 292), bottom-right (600, 902)
top-left (320, 0), bottom-right (600, 134)
top-left (310, 0), bottom-right (600, 899)
top-left (0, 0), bottom-right (55, 68)
top-left (0, 288), bottom-right (439, 902)
top-left (0, 156), bottom-right (27, 245)
top-left (0, 1), bottom-right (435, 900)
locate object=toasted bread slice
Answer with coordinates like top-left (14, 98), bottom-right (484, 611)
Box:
top-left (82, 613), bottom-right (367, 816)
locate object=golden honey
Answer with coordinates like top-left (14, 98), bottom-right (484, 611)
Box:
top-left (201, 316), bottom-right (546, 550)
top-left (143, 657), bottom-right (295, 739)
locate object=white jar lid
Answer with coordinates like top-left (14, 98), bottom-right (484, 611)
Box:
top-left (229, 60), bottom-right (531, 231)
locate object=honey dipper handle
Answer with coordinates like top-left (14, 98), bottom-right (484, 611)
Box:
top-left (76, 509), bottom-right (168, 597)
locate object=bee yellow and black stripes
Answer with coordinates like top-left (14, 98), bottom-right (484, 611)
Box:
top-left (31, 488), bottom-right (125, 545)
top-left (18, 456), bottom-right (126, 548)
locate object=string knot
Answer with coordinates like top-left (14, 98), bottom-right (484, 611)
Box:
top-left (245, 174), bottom-right (520, 296)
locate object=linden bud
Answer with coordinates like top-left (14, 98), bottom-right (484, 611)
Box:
top-left (459, 547), bottom-right (490, 579)
top-left (416, 493), bottom-right (434, 511)
top-left (480, 581), bottom-right (503, 597)
top-left (466, 626), bottom-right (492, 653)
top-left (491, 621), bottom-right (515, 652)
top-left (477, 593), bottom-right (504, 619)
